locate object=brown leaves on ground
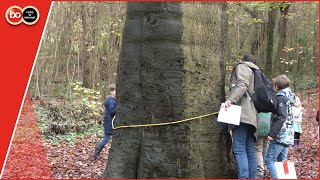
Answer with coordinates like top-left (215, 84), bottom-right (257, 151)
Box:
top-left (2, 94), bottom-right (52, 179)
top-left (45, 135), bottom-right (111, 178)
top-left (5, 90), bottom-right (318, 178)
top-left (45, 89), bottom-right (318, 179)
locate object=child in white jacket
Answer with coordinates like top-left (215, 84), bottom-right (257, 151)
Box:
top-left (292, 96), bottom-right (304, 148)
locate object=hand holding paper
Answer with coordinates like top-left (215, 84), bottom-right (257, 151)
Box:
top-left (224, 100), bottom-right (233, 110)
top-left (217, 103), bottom-right (241, 126)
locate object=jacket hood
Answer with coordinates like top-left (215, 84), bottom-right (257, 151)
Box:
top-left (277, 87), bottom-right (296, 103)
top-left (106, 95), bottom-right (116, 101)
top-left (241, 61), bottom-right (259, 70)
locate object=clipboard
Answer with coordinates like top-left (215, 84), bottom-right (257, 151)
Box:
top-left (217, 103), bottom-right (241, 125)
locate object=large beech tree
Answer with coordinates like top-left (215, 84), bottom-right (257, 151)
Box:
top-left (103, 2), bottom-right (236, 178)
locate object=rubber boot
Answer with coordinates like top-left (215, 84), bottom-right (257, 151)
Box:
top-left (296, 139), bottom-right (300, 148)
top-left (93, 144), bottom-right (103, 160)
top-left (293, 139), bottom-right (298, 148)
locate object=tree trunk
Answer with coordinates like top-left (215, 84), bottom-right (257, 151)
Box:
top-left (103, 2), bottom-right (235, 178)
top-left (312, 4), bottom-right (318, 72)
top-left (265, 7), bottom-right (277, 78)
top-left (275, 5), bottom-right (290, 74)
top-left (237, 3), bottom-right (260, 57)
top-left (81, 4), bottom-right (91, 88)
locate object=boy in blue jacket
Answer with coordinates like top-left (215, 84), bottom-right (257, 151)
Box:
top-left (264, 75), bottom-right (296, 178)
top-left (93, 84), bottom-right (116, 160)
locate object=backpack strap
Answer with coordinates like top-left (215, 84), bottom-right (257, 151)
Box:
top-left (245, 66), bottom-right (255, 99)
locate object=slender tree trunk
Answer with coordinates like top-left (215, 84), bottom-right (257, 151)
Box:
top-left (237, 3), bottom-right (264, 59)
top-left (103, 2), bottom-right (236, 178)
top-left (81, 4), bottom-right (91, 88)
top-left (265, 7), bottom-right (277, 78)
top-left (275, 5), bottom-right (290, 74)
top-left (312, 4), bottom-right (318, 75)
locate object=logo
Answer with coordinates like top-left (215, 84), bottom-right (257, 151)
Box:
top-left (5, 5), bottom-right (40, 25)
top-left (5, 6), bottom-right (23, 25)
top-left (22, 6), bottom-right (40, 25)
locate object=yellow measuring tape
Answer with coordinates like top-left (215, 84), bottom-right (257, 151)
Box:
top-left (112, 111), bottom-right (219, 130)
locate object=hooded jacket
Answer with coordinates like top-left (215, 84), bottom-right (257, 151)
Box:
top-left (104, 95), bottom-right (116, 135)
top-left (228, 61), bottom-right (259, 138)
top-left (269, 87), bottom-right (296, 145)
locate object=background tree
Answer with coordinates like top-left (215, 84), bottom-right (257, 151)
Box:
top-left (29, 2), bottom-right (126, 140)
top-left (30, 2), bottom-right (125, 101)
top-left (30, 2), bottom-right (318, 103)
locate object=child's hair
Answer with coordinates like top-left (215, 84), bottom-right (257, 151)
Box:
top-left (107, 83), bottom-right (116, 94)
top-left (273, 74), bottom-right (290, 90)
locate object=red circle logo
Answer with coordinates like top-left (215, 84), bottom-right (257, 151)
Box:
top-left (5, 6), bottom-right (23, 25)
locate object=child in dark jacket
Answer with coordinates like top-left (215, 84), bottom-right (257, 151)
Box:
top-left (93, 84), bottom-right (116, 160)
top-left (264, 75), bottom-right (296, 179)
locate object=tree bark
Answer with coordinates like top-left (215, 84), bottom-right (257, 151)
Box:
top-left (237, 3), bottom-right (260, 57)
top-left (80, 4), bottom-right (91, 88)
top-left (265, 7), bottom-right (277, 78)
top-left (275, 4), bottom-right (290, 74)
top-left (312, 4), bottom-right (318, 69)
top-left (103, 2), bottom-right (236, 178)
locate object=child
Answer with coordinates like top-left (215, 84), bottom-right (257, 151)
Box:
top-left (93, 83), bottom-right (116, 160)
top-left (264, 75), bottom-right (296, 179)
top-left (292, 96), bottom-right (304, 148)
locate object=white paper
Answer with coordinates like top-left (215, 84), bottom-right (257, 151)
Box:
top-left (275, 161), bottom-right (297, 179)
top-left (217, 103), bottom-right (241, 126)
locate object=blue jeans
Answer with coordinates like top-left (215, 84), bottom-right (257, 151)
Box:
top-left (264, 141), bottom-right (288, 179)
top-left (97, 134), bottom-right (112, 150)
top-left (232, 123), bottom-right (257, 178)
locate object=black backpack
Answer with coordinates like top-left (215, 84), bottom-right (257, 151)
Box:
top-left (230, 63), bottom-right (277, 113)
top-left (248, 68), bottom-right (277, 113)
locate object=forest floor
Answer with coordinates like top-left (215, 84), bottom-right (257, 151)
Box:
top-left (286, 88), bottom-right (319, 179)
top-left (45, 88), bottom-right (319, 179)
top-left (3, 88), bottom-right (318, 178)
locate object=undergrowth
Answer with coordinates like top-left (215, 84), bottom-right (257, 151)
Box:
top-left (34, 81), bottom-right (104, 144)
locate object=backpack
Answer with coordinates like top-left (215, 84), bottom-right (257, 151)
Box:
top-left (258, 112), bottom-right (271, 137)
top-left (230, 63), bottom-right (277, 113)
top-left (247, 68), bottom-right (277, 113)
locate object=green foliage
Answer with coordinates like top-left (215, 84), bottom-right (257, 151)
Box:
top-left (52, 84), bottom-right (68, 98)
top-left (248, 2), bottom-right (290, 11)
top-left (69, 81), bottom-right (101, 111)
top-left (291, 75), bottom-right (318, 91)
top-left (35, 105), bottom-right (50, 133)
top-left (34, 81), bottom-right (104, 144)
top-left (247, 18), bottom-right (263, 25)
top-left (42, 124), bottom-right (104, 144)
top-left (226, 9), bottom-right (236, 15)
